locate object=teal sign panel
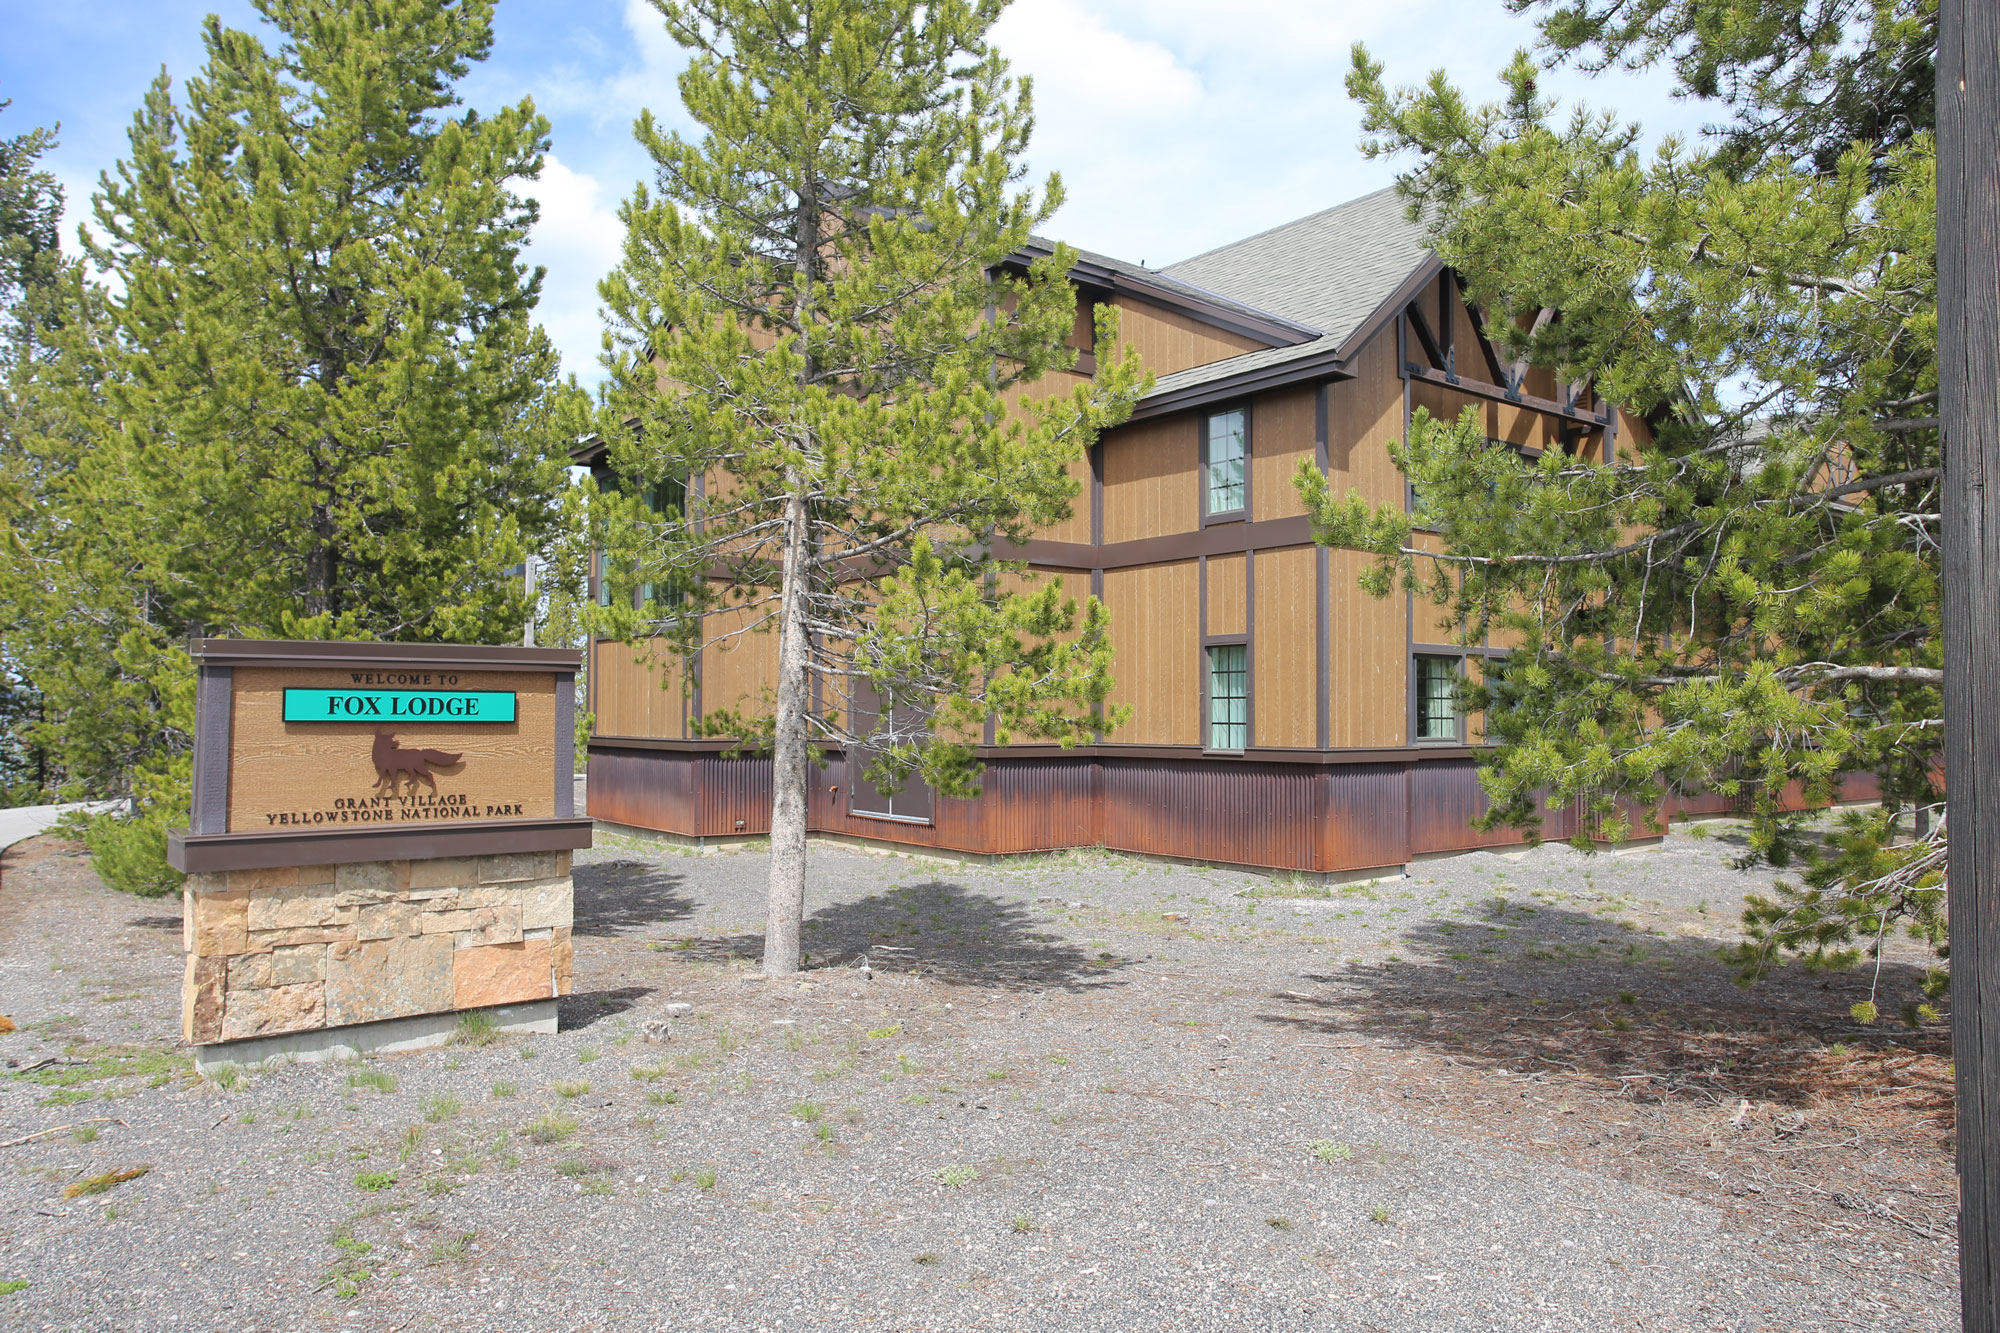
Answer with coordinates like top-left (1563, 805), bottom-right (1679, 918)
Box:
top-left (282, 689), bottom-right (517, 723)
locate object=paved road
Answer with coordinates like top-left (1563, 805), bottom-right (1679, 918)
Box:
top-left (0, 801), bottom-right (116, 853)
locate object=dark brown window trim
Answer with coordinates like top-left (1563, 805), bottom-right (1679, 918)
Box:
top-left (1198, 402), bottom-right (1252, 525)
top-left (1410, 651), bottom-right (1468, 745)
top-left (1200, 635), bottom-right (1251, 756)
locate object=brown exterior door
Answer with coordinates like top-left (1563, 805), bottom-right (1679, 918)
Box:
top-left (846, 677), bottom-right (935, 824)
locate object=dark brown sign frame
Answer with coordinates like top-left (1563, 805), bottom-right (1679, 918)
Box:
top-left (167, 639), bottom-right (592, 873)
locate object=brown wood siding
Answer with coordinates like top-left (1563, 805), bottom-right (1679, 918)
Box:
top-left (1324, 329), bottom-right (1408, 508)
top-left (1113, 295), bottom-right (1264, 379)
top-left (1002, 370), bottom-right (1095, 544)
top-left (1327, 548), bottom-right (1405, 747)
top-left (1254, 545), bottom-right (1315, 748)
top-left (1251, 385), bottom-right (1316, 520)
top-left (699, 601), bottom-right (779, 721)
top-left (1205, 553), bottom-right (1246, 636)
top-left (1102, 560), bottom-right (1198, 744)
top-left (1321, 326), bottom-right (1411, 748)
top-left (594, 639), bottom-right (687, 740)
top-left (1447, 291), bottom-right (1500, 386)
top-left (1102, 415), bottom-right (1199, 542)
top-left (1615, 405), bottom-right (1654, 462)
top-left (1410, 379), bottom-right (1567, 454)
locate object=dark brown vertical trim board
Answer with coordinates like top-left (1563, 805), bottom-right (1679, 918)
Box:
top-left (1940, 1), bottom-right (2000, 1327)
top-left (555, 672), bottom-right (576, 817)
top-left (1315, 382), bottom-right (1331, 751)
top-left (1403, 365), bottom-right (1416, 746)
top-left (192, 666), bottom-right (233, 836)
top-left (1437, 271), bottom-right (1456, 380)
top-left (1245, 548), bottom-right (1257, 748)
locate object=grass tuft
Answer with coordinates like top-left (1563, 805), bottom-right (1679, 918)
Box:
top-left (62, 1166), bottom-right (149, 1198)
top-left (523, 1112), bottom-right (579, 1144)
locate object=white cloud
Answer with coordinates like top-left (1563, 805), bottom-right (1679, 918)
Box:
top-left (521, 153), bottom-right (626, 384)
top-left (992, 0), bottom-right (1203, 125)
top-left (991, 0), bottom-right (1709, 269)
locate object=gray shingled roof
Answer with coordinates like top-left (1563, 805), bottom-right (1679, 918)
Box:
top-left (1163, 187), bottom-right (1427, 339)
top-left (1137, 187), bottom-right (1434, 398)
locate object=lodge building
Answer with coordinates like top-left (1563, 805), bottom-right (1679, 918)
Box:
top-left (577, 188), bottom-right (1667, 880)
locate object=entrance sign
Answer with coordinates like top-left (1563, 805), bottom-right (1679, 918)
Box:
top-left (167, 639), bottom-right (591, 1069)
top-left (283, 688), bottom-right (518, 723)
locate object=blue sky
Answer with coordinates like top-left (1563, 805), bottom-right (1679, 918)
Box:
top-left (4, 0), bottom-right (1705, 385)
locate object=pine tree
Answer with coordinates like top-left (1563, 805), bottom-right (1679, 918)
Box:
top-left (1307, 1), bottom-right (1944, 1018)
top-left (0, 102), bottom-right (70, 804)
top-left (0, 0), bottom-right (579, 888)
top-left (89, 0), bottom-right (574, 642)
top-left (594, 0), bottom-right (1148, 975)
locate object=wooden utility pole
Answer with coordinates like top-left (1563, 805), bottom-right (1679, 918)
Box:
top-left (1940, 0), bottom-right (2000, 1327)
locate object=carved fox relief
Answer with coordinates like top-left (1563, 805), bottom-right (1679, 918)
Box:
top-left (370, 730), bottom-right (463, 797)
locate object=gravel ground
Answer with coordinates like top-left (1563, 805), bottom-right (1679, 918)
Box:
top-left (0, 824), bottom-right (1958, 1332)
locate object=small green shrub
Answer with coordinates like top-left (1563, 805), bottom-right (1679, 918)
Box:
top-left (76, 761), bottom-right (189, 899)
top-left (353, 1170), bottom-right (397, 1192)
top-left (935, 1164), bottom-right (977, 1187)
top-left (523, 1113), bottom-right (578, 1144)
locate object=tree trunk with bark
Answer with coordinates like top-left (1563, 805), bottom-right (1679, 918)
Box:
top-left (763, 487), bottom-right (812, 976)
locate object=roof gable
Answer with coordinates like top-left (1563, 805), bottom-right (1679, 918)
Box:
top-left (1160, 187), bottom-right (1430, 354)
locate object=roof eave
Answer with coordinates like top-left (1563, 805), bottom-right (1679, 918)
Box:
top-left (1126, 254), bottom-right (1445, 422)
top-left (1004, 243), bottom-right (1322, 349)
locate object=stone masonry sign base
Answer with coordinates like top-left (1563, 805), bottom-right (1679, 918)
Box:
top-left (167, 640), bottom-right (591, 1069)
top-left (182, 852), bottom-right (576, 1054)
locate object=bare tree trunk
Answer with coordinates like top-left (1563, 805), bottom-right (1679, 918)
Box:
top-left (763, 488), bottom-right (812, 976)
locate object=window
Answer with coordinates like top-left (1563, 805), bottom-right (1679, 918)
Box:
top-left (1413, 654), bottom-right (1462, 741)
top-left (638, 477), bottom-right (687, 609)
top-left (1203, 408), bottom-right (1247, 518)
top-left (1207, 643), bottom-right (1247, 750)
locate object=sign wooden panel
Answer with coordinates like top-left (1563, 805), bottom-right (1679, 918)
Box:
top-left (228, 667), bottom-right (557, 832)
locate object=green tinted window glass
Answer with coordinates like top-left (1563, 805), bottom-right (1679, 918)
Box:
top-left (1207, 643), bottom-right (1247, 750)
top-left (1206, 410), bottom-right (1246, 514)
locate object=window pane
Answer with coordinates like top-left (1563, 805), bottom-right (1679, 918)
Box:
top-left (1207, 410), bottom-right (1246, 514)
top-left (1415, 656), bottom-right (1459, 739)
top-left (1208, 643), bottom-right (1247, 750)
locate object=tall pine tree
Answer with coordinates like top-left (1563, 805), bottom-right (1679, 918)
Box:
top-left (1305, 0), bottom-right (1943, 1017)
top-left (1, 0), bottom-right (577, 890)
top-left (593, 0), bottom-right (1148, 975)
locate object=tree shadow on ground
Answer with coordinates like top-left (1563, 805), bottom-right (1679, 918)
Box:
top-left (559, 985), bottom-right (656, 1031)
top-left (572, 859), bottom-right (695, 938)
top-left (125, 915), bottom-right (181, 931)
top-left (1257, 898), bottom-right (1951, 1115)
top-left (691, 879), bottom-right (1131, 993)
